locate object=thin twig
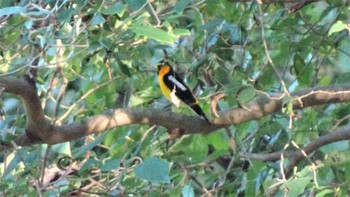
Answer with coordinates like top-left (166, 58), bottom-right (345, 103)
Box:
top-left (56, 77), bottom-right (119, 123)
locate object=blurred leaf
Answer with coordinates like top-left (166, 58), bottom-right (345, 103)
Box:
top-left (0, 6), bottom-right (26, 17)
top-left (319, 75), bottom-right (331, 86)
top-left (130, 86), bottom-right (156, 106)
top-left (246, 161), bottom-right (266, 196)
top-left (174, 0), bottom-right (190, 14)
top-left (315, 189), bottom-right (334, 197)
top-left (56, 8), bottom-right (75, 24)
top-left (206, 131), bottom-right (230, 151)
top-left (293, 54), bottom-right (313, 87)
top-left (91, 13), bottom-right (105, 25)
top-left (182, 185), bottom-right (195, 197)
top-left (171, 135), bottom-right (208, 163)
top-left (134, 157), bottom-right (170, 183)
top-left (172, 28), bottom-right (191, 36)
top-left (329, 21), bottom-right (348, 35)
top-left (72, 135), bottom-right (105, 158)
top-left (4, 151), bottom-right (22, 177)
top-left (320, 141), bottom-right (349, 153)
top-left (283, 177), bottom-right (310, 196)
top-left (51, 142), bottom-right (72, 157)
top-left (130, 24), bottom-right (177, 44)
top-left (101, 2), bottom-right (125, 16)
top-left (118, 61), bottom-right (132, 77)
top-left (237, 86), bottom-right (256, 105)
top-left (79, 157), bottom-right (100, 173)
top-left (124, 0), bottom-right (147, 11)
top-left (101, 158), bottom-right (121, 172)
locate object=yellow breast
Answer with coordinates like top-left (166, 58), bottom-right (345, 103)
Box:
top-left (158, 66), bottom-right (172, 100)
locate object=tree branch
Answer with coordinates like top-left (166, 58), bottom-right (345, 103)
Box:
top-left (2, 75), bottom-right (350, 150)
top-left (215, 84), bottom-right (350, 125)
top-left (240, 124), bottom-right (350, 196)
top-left (241, 125), bottom-right (350, 162)
top-left (0, 77), bottom-right (50, 134)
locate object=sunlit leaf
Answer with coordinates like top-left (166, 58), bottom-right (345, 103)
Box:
top-left (130, 24), bottom-right (177, 44)
top-left (172, 28), bottom-right (191, 36)
top-left (329, 21), bottom-right (348, 35)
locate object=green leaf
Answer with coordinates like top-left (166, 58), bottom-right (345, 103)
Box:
top-left (51, 142), bottom-right (72, 157)
top-left (101, 2), bottom-right (125, 16)
top-left (171, 135), bottom-right (208, 163)
top-left (118, 61), bottom-right (132, 77)
top-left (206, 131), bottom-right (230, 151)
top-left (293, 54), bottom-right (313, 87)
top-left (182, 185), bottom-right (195, 197)
top-left (0, 6), bottom-right (26, 17)
top-left (319, 75), bottom-right (331, 86)
top-left (91, 13), bottom-right (105, 25)
top-left (72, 135), bottom-right (105, 158)
top-left (79, 157), bottom-right (100, 172)
top-left (172, 28), bottom-right (191, 36)
top-left (320, 141), bottom-right (349, 153)
top-left (4, 152), bottom-right (22, 176)
top-left (124, 0), bottom-right (147, 11)
top-left (134, 157), bottom-right (170, 183)
top-left (328, 21), bottom-right (348, 35)
top-left (56, 8), bottom-right (76, 24)
top-left (315, 189), bottom-right (334, 197)
top-left (237, 86), bottom-right (256, 105)
top-left (101, 158), bottom-right (121, 172)
top-left (130, 24), bottom-right (177, 44)
top-left (283, 177), bottom-right (310, 196)
top-left (130, 86), bottom-right (157, 106)
top-left (174, 0), bottom-right (190, 13)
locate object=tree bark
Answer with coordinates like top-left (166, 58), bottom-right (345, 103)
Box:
top-left (2, 76), bottom-right (350, 151)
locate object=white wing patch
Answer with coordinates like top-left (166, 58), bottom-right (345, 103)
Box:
top-left (168, 75), bottom-right (187, 91)
top-left (170, 87), bottom-right (181, 107)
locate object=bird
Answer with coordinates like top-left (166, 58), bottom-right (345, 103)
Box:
top-left (156, 60), bottom-right (211, 124)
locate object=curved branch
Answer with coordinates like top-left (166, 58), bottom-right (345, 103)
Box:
top-left (0, 76), bottom-right (49, 131)
top-left (241, 125), bottom-right (350, 162)
top-left (241, 126), bottom-right (350, 197)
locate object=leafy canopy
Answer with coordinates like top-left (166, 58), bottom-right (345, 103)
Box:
top-left (0, 0), bottom-right (350, 196)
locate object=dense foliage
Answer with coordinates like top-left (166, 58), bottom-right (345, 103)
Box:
top-left (0, 0), bottom-right (350, 196)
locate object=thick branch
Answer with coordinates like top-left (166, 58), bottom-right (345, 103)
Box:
top-left (0, 77), bottom-right (49, 132)
top-left (2, 76), bottom-right (350, 149)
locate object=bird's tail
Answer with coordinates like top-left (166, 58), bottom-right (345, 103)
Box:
top-left (190, 103), bottom-right (211, 125)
